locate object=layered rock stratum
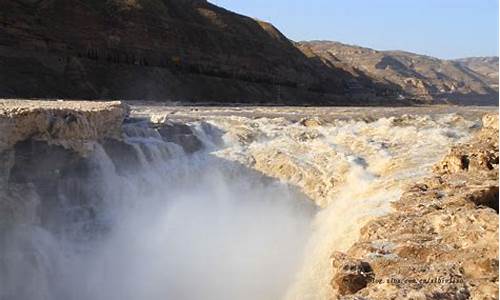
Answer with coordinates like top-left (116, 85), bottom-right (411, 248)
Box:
top-left (299, 41), bottom-right (499, 105)
top-left (0, 100), bottom-right (129, 154)
top-left (2, 1), bottom-right (497, 105)
top-left (0, 0), bottom-right (400, 105)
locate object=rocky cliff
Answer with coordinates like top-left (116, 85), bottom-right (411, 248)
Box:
top-left (0, 100), bottom-right (129, 155)
top-left (0, 99), bottom-right (203, 231)
top-left (0, 0), bottom-right (400, 105)
top-left (330, 114), bottom-right (499, 299)
top-left (299, 41), bottom-right (499, 105)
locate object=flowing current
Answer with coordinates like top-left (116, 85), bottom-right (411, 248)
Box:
top-left (0, 111), bottom-right (479, 300)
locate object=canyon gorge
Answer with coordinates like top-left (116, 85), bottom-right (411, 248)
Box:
top-left (0, 100), bottom-right (497, 299)
top-left (0, 1), bottom-right (498, 299)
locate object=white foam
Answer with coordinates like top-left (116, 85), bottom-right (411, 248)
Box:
top-left (1, 113), bottom-right (475, 300)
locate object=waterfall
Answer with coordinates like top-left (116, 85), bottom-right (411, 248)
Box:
top-left (284, 114), bottom-right (478, 299)
top-left (0, 119), bottom-right (316, 300)
top-left (0, 112), bottom-right (478, 300)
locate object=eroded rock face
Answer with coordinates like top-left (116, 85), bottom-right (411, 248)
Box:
top-left (299, 117), bottom-right (324, 127)
top-left (331, 252), bottom-right (374, 296)
top-left (8, 140), bottom-right (99, 231)
top-left (0, 100), bottom-right (207, 240)
top-left (0, 100), bottom-right (129, 155)
top-left (0, 100), bottom-right (130, 228)
top-left (157, 121), bottom-right (203, 154)
top-left (435, 114), bottom-right (499, 176)
top-left (101, 138), bottom-right (142, 175)
top-left (482, 113), bottom-right (499, 131)
top-left (329, 114), bottom-right (499, 299)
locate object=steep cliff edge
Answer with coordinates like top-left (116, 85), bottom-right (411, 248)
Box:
top-left (0, 0), bottom-right (398, 105)
top-left (0, 101), bottom-right (130, 230)
top-left (330, 114), bottom-right (499, 299)
top-left (0, 99), bottom-right (203, 233)
top-left (0, 100), bottom-right (129, 154)
top-left (299, 41), bottom-right (499, 105)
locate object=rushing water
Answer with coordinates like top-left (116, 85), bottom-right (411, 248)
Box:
top-left (0, 110), bottom-right (482, 300)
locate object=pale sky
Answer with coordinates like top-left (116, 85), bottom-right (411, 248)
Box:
top-left (214, 0), bottom-right (499, 59)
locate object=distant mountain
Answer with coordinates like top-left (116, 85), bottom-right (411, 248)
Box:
top-left (454, 57), bottom-right (499, 90)
top-left (298, 41), bottom-right (499, 105)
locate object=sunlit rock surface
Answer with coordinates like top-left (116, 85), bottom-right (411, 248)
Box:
top-left (330, 114), bottom-right (499, 300)
top-left (298, 41), bottom-right (499, 105)
top-left (0, 100), bottom-right (129, 154)
top-left (0, 100), bottom-right (129, 229)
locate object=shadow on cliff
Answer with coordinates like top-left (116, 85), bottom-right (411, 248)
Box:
top-left (0, 0), bottom-right (403, 105)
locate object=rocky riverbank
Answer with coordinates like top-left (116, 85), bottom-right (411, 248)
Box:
top-left (330, 114), bottom-right (499, 299)
top-left (0, 100), bottom-right (497, 299)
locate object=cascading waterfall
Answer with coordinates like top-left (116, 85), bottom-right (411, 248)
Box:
top-left (0, 120), bottom-right (315, 300)
top-left (0, 112), bottom-right (479, 300)
top-left (284, 114), bottom-right (478, 299)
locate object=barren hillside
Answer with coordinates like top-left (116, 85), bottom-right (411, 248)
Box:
top-left (299, 41), bottom-right (499, 105)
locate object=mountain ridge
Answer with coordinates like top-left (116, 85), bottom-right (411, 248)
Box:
top-left (298, 40), bottom-right (499, 105)
top-left (0, 0), bottom-right (497, 105)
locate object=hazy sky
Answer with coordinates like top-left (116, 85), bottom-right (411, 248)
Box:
top-left (213, 0), bottom-right (499, 59)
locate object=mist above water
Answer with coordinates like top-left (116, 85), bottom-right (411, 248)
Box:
top-left (1, 112), bottom-right (479, 300)
top-left (1, 128), bottom-right (315, 300)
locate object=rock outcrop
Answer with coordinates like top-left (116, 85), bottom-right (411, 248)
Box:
top-left (329, 114), bottom-right (499, 299)
top-left (156, 121), bottom-right (203, 153)
top-left (0, 99), bottom-right (203, 233)
top-left (0, 100), bottom-right (129, 155)
top-left (299, 41), bottom-right (499, 105)
top-left (331, 252), bottom-right (374, 296)
top-left (0, 100), bottom-right (129, 232)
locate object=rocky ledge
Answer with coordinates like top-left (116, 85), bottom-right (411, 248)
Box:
top-left (330, 114), bottom-right (499, 299)
top-left (0, 100), bottom-right (130, 155)
top-left (0, 100), bottom-right (203, 229)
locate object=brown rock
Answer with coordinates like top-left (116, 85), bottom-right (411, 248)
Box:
top-left (482, 114), bottom-right (499, 131)
top-left (330, 113), bottom-right (499, 299)
top-left (299, 118), bottom-right (323, 127)
top-left (0, 100), bottom-right (129, 155)
top-left (157, 122), bottom-right (203, 154)
top-left (331, 252), bottom-right (374, 296)
top-left (298, 41), bottom-right (499, 105)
